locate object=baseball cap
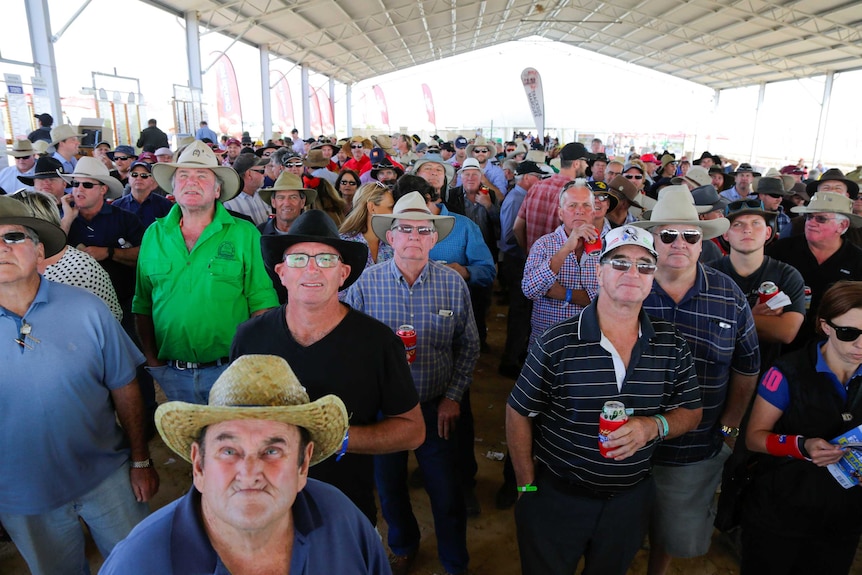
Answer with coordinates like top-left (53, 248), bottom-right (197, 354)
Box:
top-left (515, 161), bottom-right (547, 176)
top-left (559, 142), bottom-right (594, 162)
top-left (600, 225), bottom-right (657, 259)
top-left (454, 136), bottom-right (468, 149)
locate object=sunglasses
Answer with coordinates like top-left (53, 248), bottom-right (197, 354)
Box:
top-left (284, 162), bottom-right (304, 168)
top-left (351, 144), bottom-right (365, 149)
top-left (472, 148), bottom-right (490, 154)
top-left (250, 168), bottom-right (266, 174)
top-left (624, 174), bottom-right (644, 180)
top-left (1, 231), bottom-right (32, 245)
top-left (593, 193), bottom-right (610, 202)
top-left (657, 229), bottom-right (702, 244)
top-left (261, 152), bottom-right (274, 158)
top-left (283, 253), bottom-right (341, 268)
top-left (113, 156), bottom-right (133, 161)
top-left (392, 224), bottom-right (435, 235)
top-left (130, 172), bottom-right (152, 179)
top-left (340, 180), bottom-right (358, 186)
top-left (71, 181), bottom-right (102, 189)
top-left (601, 258), bottom-right (657, 275)
top-left (15, 155), bottom-right (33, 160)
top-left (805, 213), bottom-right (837, 224)
top-left (826, 319), bottom-right (862, 342)
top-left (725, 198), bottom-right (763, 215)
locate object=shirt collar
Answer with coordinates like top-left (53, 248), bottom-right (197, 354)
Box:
top-left (0, 276), bottom-right (49, 319)
top-left (815, 342), bottom-right (862, 381)
top-left (577, 300), bottom-right (655, 343)
top-left (388, 258), bottom-right (430, 285)
top-left (653, 263), bottom-right (708, 303)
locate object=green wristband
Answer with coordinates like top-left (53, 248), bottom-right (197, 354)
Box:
top-left (517, 483), bottom-right (538, 492)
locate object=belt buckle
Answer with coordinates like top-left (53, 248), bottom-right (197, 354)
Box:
top-left (173, 360), bottom-right (197, 370)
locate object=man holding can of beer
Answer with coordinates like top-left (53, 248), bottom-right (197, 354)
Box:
top-left (506, 224), bottom-right (703, 575)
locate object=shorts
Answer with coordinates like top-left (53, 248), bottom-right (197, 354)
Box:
top-left (650, 442), bottom-right (731, 558)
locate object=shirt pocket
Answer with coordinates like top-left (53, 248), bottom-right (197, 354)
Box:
top-left (207, 259), bottom-right (243, 300)
top-left (429, 312), bottom-right (455, 347)
top-left (704, 317), bottom-right (737, 367)
top-left (141, 259), bottom-right (172, 281)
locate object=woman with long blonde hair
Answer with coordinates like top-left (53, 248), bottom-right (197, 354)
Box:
top-left (339, 182), bottom-right (395, 267)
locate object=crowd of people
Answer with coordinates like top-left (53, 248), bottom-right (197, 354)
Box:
top-left (2, 116), bottom-right (862, 575)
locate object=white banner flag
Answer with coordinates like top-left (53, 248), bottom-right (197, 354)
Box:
top-left (520, 68), bottom-right (545, 138)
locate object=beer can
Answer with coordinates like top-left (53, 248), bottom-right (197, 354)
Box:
top-left (804, 286), bottom-right (812, 311)
top-left (396, 325), bottom-right (417, 364)
top-left (584, 228), bottom-right (602, 254)
top-left (758, 281), bottom-right (779, 304)
top-left (598, 401), bottom-right (628, 458)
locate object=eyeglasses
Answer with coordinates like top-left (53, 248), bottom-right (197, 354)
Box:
top-left (657, 229), bottom-right (702, 244)
top-left (15, 155), bottom-right (33, 160)
top-left (340, 180), bottom-right (358, 186)
top-left (261, 152), bottom-right (273, 158)
top-left (805, 213), bottom-right (837, 224)
top-left (1, 231), bottom-right (32, 245)
top-left (624, 174), bottom-right (644, 180)
top-left (283, 253), bottom-right (341, 268)
top-left (826, 319), bottom-right (862, 342)
top-left (284, 162), bottom-right (304, 168)
top-left (601, 258), bottom-right (657, 275)
top-left (392, 224), bottom-right (435, 235)
top-left (71, 181), bottom-right (102, 189)
top-left (250, 168), bottom-right (266, 174)
top-left (351, 144), bottom-right (365, 149)
top-left (607, 170), bottom-right (622, 177)
top-left (472, 148), bottom-right (490, 154)
top-left (725, 198), bottom-right (763, 215)
top-left (113, 156), bottom-right (133, 161)
top-left (130, 172), bottom-right (152, 179)
top-left (593, 193), bottom-right (610, 202)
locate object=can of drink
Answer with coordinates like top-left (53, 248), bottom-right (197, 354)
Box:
top-left (584, 228), bottom-right (602, 254)
top-left (804, 286), bottom-right (812, 311)
top-left (396, 325), bottom-right (417, 364)
top-left (758, 281), bottom-right (779, 304)
top-left (598, 401), bottom-right (628, 458)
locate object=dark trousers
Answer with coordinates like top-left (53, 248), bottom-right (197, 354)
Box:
top-left (741, 526), bottom-right (859, 575)
top-left (121, 298), bottom-right (155, 413)
top-left (455, 389), bottom-right (478, 489)
top-left (375, 401), bottom-right (469, 574)
top-left (468, 283), bottom-right (491, 345)
top-left (499, 254), bottom-right (531, 368)
top-left (515, 469), bottom-right (654, 575)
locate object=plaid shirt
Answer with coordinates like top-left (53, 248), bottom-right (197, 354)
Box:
top-left (517, 172), bottom-right (570, 251)
top-left (643, 264), bottom-right (760, 465)
top-left (344, 260), bottom-right (480, 403)
top-left (522, 225), bottom-right (600, 344)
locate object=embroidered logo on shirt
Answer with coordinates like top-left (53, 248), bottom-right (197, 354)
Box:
top-left (217, 241), bottom-right (236, 260)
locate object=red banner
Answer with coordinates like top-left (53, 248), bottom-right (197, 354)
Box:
top-left (271, 71), bottom-right (294, 135)
top-left (422, 83), bottom-right (436, 128)
top-left (309, 91), bottom-right (322, 136)
top-left (372, 85), bottom-right (389, 127)
top-left (316, 89), bottom-right (335, 135)
top-left (212, 52), bottom-right (243, 138)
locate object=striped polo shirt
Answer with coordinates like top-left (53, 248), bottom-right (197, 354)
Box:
top-left (643, 264), bottom-right (760, 465)
top-left (508, 302), bottom-right (701, 492)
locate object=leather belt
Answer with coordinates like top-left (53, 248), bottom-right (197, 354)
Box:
top-left (168, 357), bottom-right (230, 370)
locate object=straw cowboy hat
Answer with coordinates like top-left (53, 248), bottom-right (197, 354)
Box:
top-left (0, 195), bottom-right (66, 257)
top-left (152, 140), bottom-right (241, 202)
top-left (341, 136), bottom-right (373, 154)
top-left (60, 156), bottom-right (124, 200)
top-left (155, 354), bottom-right (349, 466)
top-left (371, 134), bottom-right (397, 156)
top-left (632, 184), bottom-right (730, 240)
top-left (791, 192), bottom-right (862, 227)
top-left (258, 172), bottom-right (317, 207)
top-left (466, 136), bottom-right (494, 157)
top-left (8, 140), bottom-right (35, 158)
top-left (260, 209), bottom-right (369, 291)
top-left (372, 191), bottom-right (455, 243)
top-left (49, 124), bottom-right (84, 147)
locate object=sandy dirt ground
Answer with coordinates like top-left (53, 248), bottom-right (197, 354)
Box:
top-left (3, 300), bottom-right (862, 574)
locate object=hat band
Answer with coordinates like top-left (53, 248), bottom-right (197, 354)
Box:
top-left (396, 208), bottom-right (433, 216)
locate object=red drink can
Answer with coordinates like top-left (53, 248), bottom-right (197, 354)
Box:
top-left (584, 229), bottom-right (602, 254)
top-left (396, 325), bottom-right (417, 364)
top-left (599, 401), bottom-right (628, 458)
top-left (758, 281), bottom-right (779, 304)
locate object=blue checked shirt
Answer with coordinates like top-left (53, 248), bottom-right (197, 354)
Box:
top-left (522, 225), bottom-right (600, 344)
top-left (643, 264), bottom-right (760, 465)
top-left (429, 205), bottom-right (496, 288)
top-left (345, 260), bottom-right (480, 403)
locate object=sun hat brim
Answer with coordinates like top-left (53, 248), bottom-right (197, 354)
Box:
top-left (259, 233), bottom-right (369, 291)
top-left (371, 211), bottom-right (455, 245)
top-left (152, 162), bottom-right (241, 202)
top-left (631, 217), bottom-right (729, 241)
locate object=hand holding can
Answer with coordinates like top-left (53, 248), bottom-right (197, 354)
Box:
top-left (396, 325), bottom-right (417, 364)
top-left (598, 401), bottom-right (628, 458)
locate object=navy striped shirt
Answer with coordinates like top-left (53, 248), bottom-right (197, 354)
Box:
top-left (643, 264), bottom-right (760, 465)
top-left (508, 303), bottom-right (701, 491)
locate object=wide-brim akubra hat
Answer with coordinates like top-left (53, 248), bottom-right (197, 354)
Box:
top-left (372, 191), bottom-right (455, 243)
top-left (754, 176), bottom-right (792, 197)
top-left (693, 150), bottom-right (721, 166)
top-left (466, 136), bottom-right (493, 157)
top-left (254, 143), bottom-right (280, 157)
top-left (310, 141), bottom-right (339, 154)
top-left (606, 175), bottom-right (643, 209)
top-left (49, 124), bottom-right (84, 147)
top-left (155, 354), bottom-right (349, 466)
top-left (791, 191), bottom-right (862, 227)
top-left (258, 172), bottom-right (318, 207)
top-left (370, 134), bottom-right (396, 156)
top-left (341, 136), bottom-right (373, 155)
top-left (152, 140), bottom-right (241, 202)
top-left (303, 149), bottom-right (329, 169)
top-left (0, 195), bottom-right (66, 257)
top-left (643, 184), bottom-right (718, 219)
top-left (60, 157), bottom-right (124, 200)
top-left (806, 168), bottom-right (860, 200)
top-left (632, 184), bottom-right (730, 240)
top-left (411, 155), bottom-right (455, 183)
top-left (8, 140), bottom-right (35, 158)
top-left (17, 156), bottom-right (65, 186)
top-left (371, 160), bottom-right (404, 180)
top-left (260, 210), bottom-right (368, 290)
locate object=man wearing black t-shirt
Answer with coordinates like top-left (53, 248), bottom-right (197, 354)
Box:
top-left (230, 210), bottom-right (424, 525)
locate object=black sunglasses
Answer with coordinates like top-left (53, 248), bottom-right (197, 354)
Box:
top-left (71, 181), bottom-right (102, 189)
top-left (826, 319), bottom-right (862, 342)
top-left (1, 231), bottom-right (31, 245)
top-left (113, 156), bottom-right (133, 161)
top-left (805, 213), bottom-right (837, 224)
top-left (472, 148), bottom-right (490, 154)
top-left (130, 172), bottom-right (152, 179)
top-left (725, 198), bottom-right (763, 215)
top-left (624, 174), bottom-right (644, 180)
top-left (657, 229), bottom-right (702, 244)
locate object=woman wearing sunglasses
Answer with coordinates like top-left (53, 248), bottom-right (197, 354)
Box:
top-left (742, 280), bottom-right (862, 574)
top-left (335, 169), bottom-right (361, 215)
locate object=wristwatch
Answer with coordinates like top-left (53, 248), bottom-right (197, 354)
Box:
top-left (720, 424), bottom-right (740, 438)
top-left (131, 458), bottom-right (154, 469)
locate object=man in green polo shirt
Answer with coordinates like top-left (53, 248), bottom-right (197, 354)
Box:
top-left (133, 141), bottom-right (278, 404)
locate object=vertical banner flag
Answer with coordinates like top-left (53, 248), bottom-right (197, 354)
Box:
top-left (4, 74), bottom-right (30, 140)
top-left (271, 71), bottom-right (295, 136)
top-left (212, 52), bottom-right (243, 138)
top-left (520, 68), bottom-right (545, 138)
top-left (316, 89), bottom-right (335, 135)
top-left (372, 85), bottom-right (390, 128)
top-left (309, 91), bottom-right (323, 136)
top-left (421, 83), bottom-right (437, 129)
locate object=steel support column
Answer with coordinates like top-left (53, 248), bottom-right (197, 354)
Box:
top-left (260, 45), bottom-right (272, 142)
top-left (25, 0), bottom-right (62, 122)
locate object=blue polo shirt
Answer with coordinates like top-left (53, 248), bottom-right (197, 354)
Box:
top-left (508, 302), bottom-right (702, 491)
top-left (0, 278), bottom-right (144, 514)
top-left (100, 480), bottom-right (390, 574)
top-left (429, 204), bottom-right (496, 288)
top-left (112, 192), bottom-right (173, 228)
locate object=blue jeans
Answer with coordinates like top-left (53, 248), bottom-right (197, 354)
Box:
top-left (146, 363), bottom-right (228, 404)
top-left (374, 401), bottom-right (468, 574)
top-left (0, 463), bottom-right (149, 575)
